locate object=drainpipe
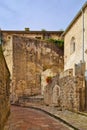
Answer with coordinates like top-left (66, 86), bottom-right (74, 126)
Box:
top-left (0, 28), bottom-right (2, 44)
top-left (81, 9), bottom-right (84, 63)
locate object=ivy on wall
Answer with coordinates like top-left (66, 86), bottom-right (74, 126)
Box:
top-left (47, 39), bottom-right (64, 50)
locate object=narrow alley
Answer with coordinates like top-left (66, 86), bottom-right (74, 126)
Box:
top-left (4, 105), bottom-right (71, 130)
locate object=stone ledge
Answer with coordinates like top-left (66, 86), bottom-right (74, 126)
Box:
top-left (59, 69), bottom-right (73, 79)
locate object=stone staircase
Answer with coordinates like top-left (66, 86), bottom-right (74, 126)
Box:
top-left (16, 95), bottom-right (44, 105)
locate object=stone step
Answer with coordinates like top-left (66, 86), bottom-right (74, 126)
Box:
top-left (18, 95), bottom-right (44, 104)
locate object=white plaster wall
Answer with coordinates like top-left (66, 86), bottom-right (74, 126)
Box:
top-left (64, 8), bottom-right (87, 74)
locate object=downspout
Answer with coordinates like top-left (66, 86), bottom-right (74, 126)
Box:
top-left (0, 28), bottom-right (2, 44)
top-left (81, 8), bottom-right (86, 111)
top-left (81, 9), bottom-right (84, 63)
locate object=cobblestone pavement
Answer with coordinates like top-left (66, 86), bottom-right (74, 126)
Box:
top-left (24, 102), bottom-right (87, 130)
top-left (4, 106), bottom-right (72, 130)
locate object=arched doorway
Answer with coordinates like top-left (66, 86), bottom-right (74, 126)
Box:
top-left (52, 84), bottom-right (60, 106)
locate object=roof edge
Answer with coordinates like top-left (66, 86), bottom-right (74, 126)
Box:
top-left (1, 30), bottom-right (64, 34)
top-left (63, 1), bottom-right (87, 36)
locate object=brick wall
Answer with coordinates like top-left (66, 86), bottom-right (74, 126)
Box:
top-left (0, 45), bottom-right (10, 129)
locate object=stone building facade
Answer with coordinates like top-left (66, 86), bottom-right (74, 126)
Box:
top-left (64, 2), bottom-right (87, 74)
top-left (44, 75), bottom-right (60, 107)
top-left (1, 29), bottom-right (63, 41)
top-left (59, 70), bottom-right (85, 111)
top-left (2, 35), bottom-right (63, 100)
top-left (44, 69), bottom-right (85, 111)
top-left (44, 2), bottom-right (87, 112)
top-left (41, 69), bottom-right (57, 95)
top-left (0, 45), bottom-right (10, 129)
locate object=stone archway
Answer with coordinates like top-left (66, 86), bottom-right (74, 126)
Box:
top-left (52, 84), bottom-right (60, 106)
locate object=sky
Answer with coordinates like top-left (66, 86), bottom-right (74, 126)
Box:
top-left (0, 0), bottom-right (86, 31)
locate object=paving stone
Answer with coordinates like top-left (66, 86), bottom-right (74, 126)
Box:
top-left (25, 102), bottom-right (87, 130)
top-left (4, 106), bottom-right (71, 130)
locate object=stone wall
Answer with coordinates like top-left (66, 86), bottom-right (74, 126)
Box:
top-left (59, 69), bottom-right (73, 78)
top-left (0, 45), bottom-right (10, 129)
top-left (41, 69), bottom-right (57, 95)
top-left (44, 75), bottom-right (60, 106)
top-left (2, 35), bottom-right (13, 79)
top-left (2, 30), bottom-right (63, 41)
top-left (11, 35), bottom-right (63, 99)
top-left (58, 62), bottom-right (85, 111)
top-left (44, 70), bottom-right (85, 112)
top-left (59, 75), bottom-right (85, 111)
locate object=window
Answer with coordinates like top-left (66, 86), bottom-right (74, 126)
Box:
top-left (70, 37), bottom-right (75, 54)
top-left (35, 37), bottom-right (41, 39)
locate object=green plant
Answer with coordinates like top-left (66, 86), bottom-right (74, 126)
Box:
top-left (41, 29), bottom-right (46, 32)
top-left (47, 38), bottom-right (64, 50)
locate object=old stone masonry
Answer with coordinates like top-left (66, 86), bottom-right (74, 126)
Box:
top-left (1, 2), bottom-right (87, 129)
